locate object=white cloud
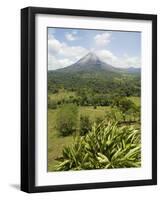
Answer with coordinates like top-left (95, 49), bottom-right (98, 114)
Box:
top-left (94, 33), bottom-right (111, 48)
top-left (65, 32), bottom-right (78, 41)
top-left (96, 50), bottom-right (140, 68)
top-left (48, 55), bottom-right (73, 70)
top-left (96, 49), bottom-right (117, 64)
top-left (48, 34), bottom-right (88, 70)
top-left (48, 34), bottom-right (63, 54)
top-left (59, 45), bottom-right (88, 60)
top-left (120, 54), bottom-right (141, 68)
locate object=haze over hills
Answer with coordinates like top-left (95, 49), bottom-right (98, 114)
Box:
top-left (53, 52), bottom-right (140, 74)
top-left (124, 67), bottom-right (141, 74)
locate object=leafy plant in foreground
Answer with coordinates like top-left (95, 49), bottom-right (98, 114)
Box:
top-left (53, 121), bottom-right (141, 171)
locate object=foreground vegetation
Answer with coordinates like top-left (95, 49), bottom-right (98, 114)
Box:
top-left (53, 121), bottom-right (141, 171)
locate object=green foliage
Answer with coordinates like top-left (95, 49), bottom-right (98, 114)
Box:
top-left (118, 98), bottom-right (135, 113)
top-left (48, 70), bottom-right (141, 98)
top-left (112, 97), bottom-right (139, 121)
top-left (48, 99), bottom-right (57, 109)
top-left (80, 115), bottom-right (92, 136)
top-left (48, 80), bottom-right (58, 94)
top-left (105, 108), bottom-right (122, 122)
top-left (54, 121), bottom-right (141, 171)
top-left (56, 104), bottom-right (78, 136)
top-left (95, 116), bottom-right (103, 125)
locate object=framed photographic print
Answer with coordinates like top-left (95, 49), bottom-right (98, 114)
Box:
top-left (21, 7), bottom-right (157, 193)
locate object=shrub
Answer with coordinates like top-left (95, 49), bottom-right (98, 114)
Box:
top-left (93, 105), bottom-right (97, 109)
top-left (54, 121), bottom-right (141, 171)
top-left (105, 108), bottom-right (122, 122)
top-left (48, 83), bottom-right (58, 94)
top-left (112, 97), bottom-right (136, 121)
top-left (56, 104), bottom-right (78, 136)
top-left (48, 99), bottom-right (57, 109)
top-left (80, 115), bottom-right (92, 136)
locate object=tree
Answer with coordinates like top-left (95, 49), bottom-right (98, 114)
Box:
top-left (48, 81), bottom-right (58, 94)
top-left (112, 97), bottom-right (136, 122)
top-left (56, 104), bottom-right (78, 136)
top-left (80, 115), bottom-right (92, 136)
top-left (106, 108), bottom-right (122, 122)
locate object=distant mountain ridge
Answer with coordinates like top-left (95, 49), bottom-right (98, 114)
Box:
top-left (125, 67), bottom-right (141, 73)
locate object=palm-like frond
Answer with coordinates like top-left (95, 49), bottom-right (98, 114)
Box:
top-left (54, 121), bottom-right (141, 171)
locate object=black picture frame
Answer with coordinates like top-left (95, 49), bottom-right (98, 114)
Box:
top-left (21, 6), bottom-right (157, 193)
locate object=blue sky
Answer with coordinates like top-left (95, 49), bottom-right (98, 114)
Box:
top-left (48, 27), bottom-right (141, 70)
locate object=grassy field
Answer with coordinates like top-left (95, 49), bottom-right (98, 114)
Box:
top-left (48, 104), bottom-right (111, 171)
top-left (48, 95), bottom-right (140, 171)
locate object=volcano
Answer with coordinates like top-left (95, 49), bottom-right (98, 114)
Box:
top-left (56, 52), bottom-right (118, 73)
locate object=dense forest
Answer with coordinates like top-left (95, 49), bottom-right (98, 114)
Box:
top-left (48, 70), bottom-right (140, 107)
